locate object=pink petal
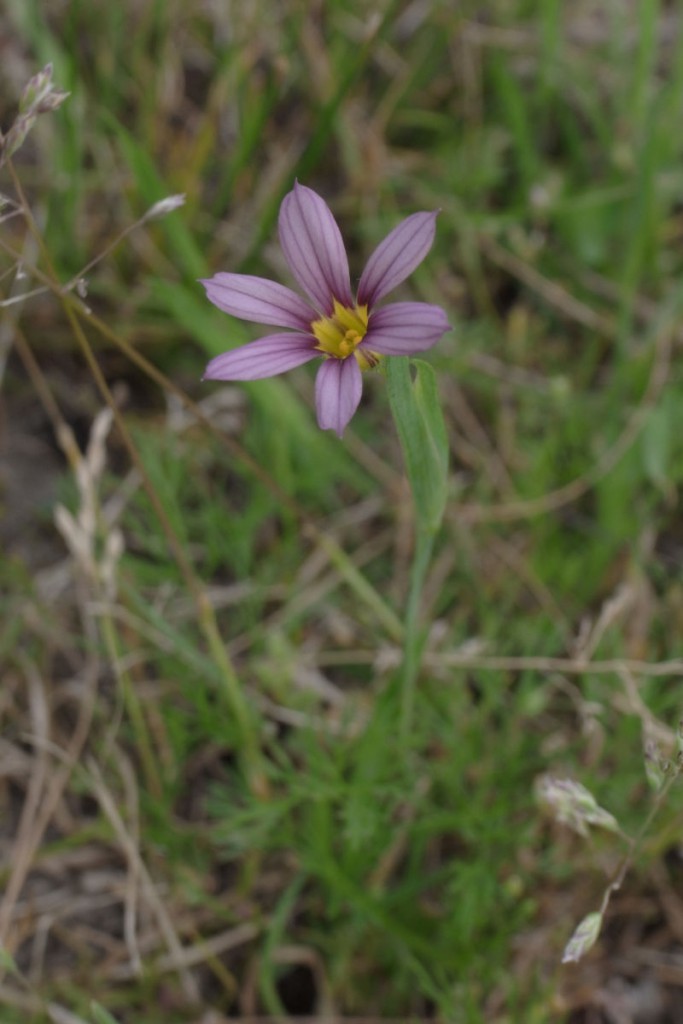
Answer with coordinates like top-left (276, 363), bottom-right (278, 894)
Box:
top-left (315, 357), bottom-right (362, 437)
top-left (200, 273), bottom-right (315, 329)
top-left (278, 182), bottom-right (353, 315)
top-left (203, 333), bottom-right (318, 380)
top-left (357, 211), bottom-right (438, 307)
top-left (362, 302), bottom-right (451, 355)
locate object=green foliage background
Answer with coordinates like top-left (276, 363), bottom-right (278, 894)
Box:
top-left (1, 1), bottom-right (683, 1021)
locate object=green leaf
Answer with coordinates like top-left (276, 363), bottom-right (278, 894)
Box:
top-left (90, 1003), bottom-right (120, 1024)
top-left (385, 357), bottom-right (449, 535)
top-left (0, 945), bottom-right (18, 974)
top-left (641, 400), bottom-right (671, 492)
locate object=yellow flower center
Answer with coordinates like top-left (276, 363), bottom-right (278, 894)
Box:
top-left (311, 300), bottom-right (379, 370)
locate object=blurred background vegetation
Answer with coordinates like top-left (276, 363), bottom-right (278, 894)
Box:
top-left (1, 1), bottom-right (683, 1021)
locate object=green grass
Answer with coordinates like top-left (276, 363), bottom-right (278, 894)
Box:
top-left (2, 1), bottom-right (683, 1021)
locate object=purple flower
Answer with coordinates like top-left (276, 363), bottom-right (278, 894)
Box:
top-left (201, 183), bottom-right (450, 437)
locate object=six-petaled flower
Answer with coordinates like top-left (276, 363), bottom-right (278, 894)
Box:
top-left (201, 182), bottom-right (450, 437)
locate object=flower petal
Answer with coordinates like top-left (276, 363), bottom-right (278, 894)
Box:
top-left (279, 182), bottom-right (353, 314)
top-left (362, 302), bottom-right (451, 355)
top-left (203, 333), bottom-right (318, 381)
top-left (357, 211), bottom-right (438, 307)
top-left (200, 273), bottom-right (315, 329)
top-left (315, 357), bottom-right (362, 437)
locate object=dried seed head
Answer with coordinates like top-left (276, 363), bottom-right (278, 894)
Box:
top-left (2, 64), bottom-right (70, 163)
top-left (19, 64), bottom-right (70, 115)
top-left (144, 194), bottom-right (186, 221)
top-left (536, 775), bottom-right (619, 837)
top-left (562, 911), bottom-right (603, 964)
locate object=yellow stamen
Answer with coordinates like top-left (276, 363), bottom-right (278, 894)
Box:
top-left (312, 299), bottom-right (378, 369)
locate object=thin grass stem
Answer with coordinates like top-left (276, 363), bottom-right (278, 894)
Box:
top-left (400, 530), bottom-right (433, 739)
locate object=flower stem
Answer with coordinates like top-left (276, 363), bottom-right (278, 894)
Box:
top-left (400, 529), bottom-right (434, 739)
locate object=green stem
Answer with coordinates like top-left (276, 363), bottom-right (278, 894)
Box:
top-left (400, 529), bottom-right (434, 738)
top-left (198, 591), bottom-right (267, 798)
top-left (316, 533), bottom-right (404, 643)
top-left (100, 609), bottom-right (162, 798)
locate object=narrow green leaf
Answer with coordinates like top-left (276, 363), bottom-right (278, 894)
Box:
top-left (90, 1004), bottom-right (119, 1024)
top-left (385, 357), bottom-right (448, 535)
top-left (0, 945), bottom-right (18, 974)
top-left (641, 401), bottom-right (670, 491)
